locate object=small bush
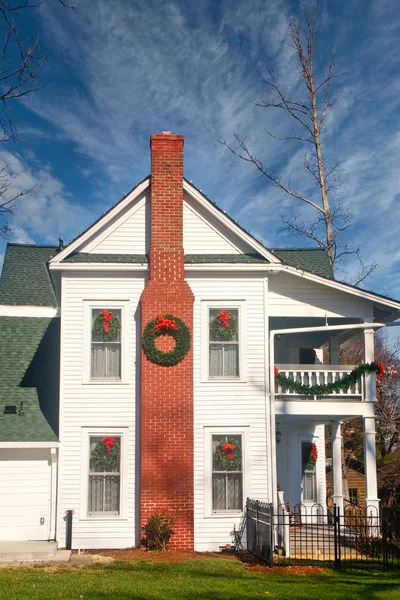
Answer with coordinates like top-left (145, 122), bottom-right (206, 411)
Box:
top-left (142, 512), bottom-right (176, 550)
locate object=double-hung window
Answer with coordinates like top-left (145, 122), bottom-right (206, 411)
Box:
top-left (301, 441), bottom-right (317, 503)
top-left (209, 308), bottom-right (239, 378)
top-left (91, 308), bottom-right (121, 380)
top-left (88, 435), bottom-right (121, 515)
top-left (212, 434), bottom-right (243, 512)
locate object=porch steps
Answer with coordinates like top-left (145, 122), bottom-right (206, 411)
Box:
top-left (0, 541), bottom-right (59, 562)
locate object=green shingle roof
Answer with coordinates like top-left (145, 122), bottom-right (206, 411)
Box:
top-left (0, 244), bottom-right (58, 306)
top-left (0, 317), bottom-right (59, 442)
top-left (271, 249), bottom-right (334, 279)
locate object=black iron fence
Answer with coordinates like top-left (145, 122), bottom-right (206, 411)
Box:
top-left (245, 499), bottom-right (400, 570)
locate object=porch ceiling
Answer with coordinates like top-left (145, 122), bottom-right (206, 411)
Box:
top-left (270, 317), bottom-right (363, 347)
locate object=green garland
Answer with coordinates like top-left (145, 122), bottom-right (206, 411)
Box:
top-left (142, 314), bottom-right (191, 367)
top-left (275, 362), bottom-right (379, 396)
top-left (90, 440), bottom-right (120, 471)
top-left (92, 311), bottom-right (121, 340)
top-left (214, 439), bottom-right (242, 470)
top-left (209, 311), bottom-right (238, 341)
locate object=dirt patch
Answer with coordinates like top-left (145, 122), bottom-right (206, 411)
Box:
top-left (236, 551), bottom-right (327, 575)
top-left (85, 547), bottom-right (236, 563)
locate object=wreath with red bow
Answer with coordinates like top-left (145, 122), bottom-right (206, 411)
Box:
top-left (214, 439), bottom-right (242, 470)
top-left (209, 310), bottom-right (238, 341)
top-left (92, 310), bottom-right (121, 340)
top-left (306, 443), bottom-right (318, 469)
top-left (90, 436), bottom-right (120, 470)
top-left (142, 314), bottom-right (191, 367)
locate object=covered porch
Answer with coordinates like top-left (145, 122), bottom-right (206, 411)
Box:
top-left (269, 317), bottom-right (380, 518)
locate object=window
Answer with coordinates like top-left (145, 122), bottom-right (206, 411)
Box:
top-left (91, 308), bottom-right (121, 380)
top-left (301, 441), bottom-right (317, 503)
top-left (349, 488), bottom-right (358, 506)
top-left (212, 434), bottom-right (243, 512)
top-left (88, 435), bottom-right (121, 514)
top-left (209, 308), bottom-right (239, 378)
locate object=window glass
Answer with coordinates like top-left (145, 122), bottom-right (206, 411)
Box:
top-left (91, 309), bottom-right (121, 380)
top-left (88, 436), bottom-right (121, 514)
top-left (212, 434), bottom-right (243, 511)
top-left (209, 308), bottom-right (239, 378)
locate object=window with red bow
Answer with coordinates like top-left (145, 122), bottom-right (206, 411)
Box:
top-left (91, 308), bottom-right (121, 380)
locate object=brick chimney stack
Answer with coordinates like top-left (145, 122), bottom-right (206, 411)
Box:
top-left (140, 133), bottom-right (194, 549)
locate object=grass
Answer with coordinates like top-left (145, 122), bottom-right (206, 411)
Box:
top-left (0, 558), bottom-right (399, 600)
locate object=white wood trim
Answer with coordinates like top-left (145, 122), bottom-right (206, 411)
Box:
top-left (79, 427), bottom-right (130, 521)
top-left (201, 300), bottom-right (247, 383)
top-left (203, 426), bottom-right (250, 518)
top-left (49, 179), bottom-right (150, 263)
top-left (49, 448), bottom-right (58, 540)
top-left (82, 301), bottom-right (130, 384)
top-left (0, 306), bottom-right (59, 317)
top-left (0, 441), bottom-right (59, 448)
top-left (184, 181), bottom-right (280, 263)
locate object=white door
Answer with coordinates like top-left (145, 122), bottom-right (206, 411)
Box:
top-left (0, 449), bottom-right (52, 541)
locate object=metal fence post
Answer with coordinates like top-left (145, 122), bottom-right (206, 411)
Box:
top-left (333, 504), bottom-right (341, 570)
top-left (65, 509), bottom-right (74, 550)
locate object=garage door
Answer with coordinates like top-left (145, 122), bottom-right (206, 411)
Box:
top-left (0, 449), bottom-right (52, 541)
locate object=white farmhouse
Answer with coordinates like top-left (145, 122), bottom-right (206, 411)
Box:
top-left (0, 132), bottom-right (398, 551)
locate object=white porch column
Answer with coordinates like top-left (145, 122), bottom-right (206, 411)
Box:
top-left (363, 328), bottom-right (379, 514)
top-left (363, 328), bottom-right (377, 404)
top-left (331, 421), bottom-right (344, 516)
top-left (363, 416), bottom-right (380, 514)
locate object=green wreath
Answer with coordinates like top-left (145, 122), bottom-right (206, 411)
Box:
top-left (210, 310), bottom-right (238, 341)
top-left (214, 439), bottom-right (242, 470)
top-left (92, 311), bottom-right (121, 340)
top-left (142, 314), bottom-right (191, 367)
top-left (90, 439), bottom-right (120, 471)
top-left (275, 362), bottom-right (380, 396)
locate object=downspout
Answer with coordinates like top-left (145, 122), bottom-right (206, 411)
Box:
top-left (268, 321), bottom-right (386, 515)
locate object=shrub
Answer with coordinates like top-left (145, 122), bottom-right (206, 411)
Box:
top-left (142, 512), bottom-right (176, 551)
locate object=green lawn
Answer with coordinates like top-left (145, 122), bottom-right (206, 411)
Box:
top-left (1, 559), bottom-right (399, 600)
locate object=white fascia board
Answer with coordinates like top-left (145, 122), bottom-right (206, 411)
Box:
top-left (49, 178), bottom-right (150, 264)
top-left (0, 441), bottom-right (59, 448)
top-left (185, 263), bottom-right (274, 272)
top-left (0, 305), bottom-right (59, 317)
top-left (275, 400), bottom-right (376, 418)
top-left (49, 263), bottom-right (147, 272)
top-left (183, 181), bottom-right (281, 263)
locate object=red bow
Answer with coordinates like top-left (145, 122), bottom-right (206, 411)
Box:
top-left (221, 442), bottom-right (235, 460)
top-left (376, 362), bottom-right (385, 382)
top-left (153, 316), bottom-right (179, 333)
top-left (100, 310), bottom-right (113, 333)
top-left (217, 310), bottom-right (230, 329)
top-left (102, 436), bottom-right (115, 456)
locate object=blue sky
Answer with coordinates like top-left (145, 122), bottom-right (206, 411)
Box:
top-left (1, 0), bottom-right (400, 301)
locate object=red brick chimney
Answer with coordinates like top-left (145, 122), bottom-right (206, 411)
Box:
top-left (140, 132), bottom-right (194, 549)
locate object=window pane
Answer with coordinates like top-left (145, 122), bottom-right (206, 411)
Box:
top-left (88, 475), bottom-right (104, 512)
top-left (212, 474), bottom-right (226, 510)
top-left (210, 345), bottom-right (223, 377)
top-left (209, 309), bottom-right (238, 342)
top-left (92, 309), bottom-right (121, 342)
top-left (107, 345), bottom-right (121, 378)
top-left (227, 474), bottom-right (243, 510)
top-left (303, 472), bottom-right (316, 502)
top-left (224, 345), bottom-right (239, 377)
top-left (92, 345), bottom-right (106, 378)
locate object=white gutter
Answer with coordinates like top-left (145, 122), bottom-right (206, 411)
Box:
top-left (268, 321), bottom-right (386, 514)
top-left (0, 441), bottom-right (59, 448)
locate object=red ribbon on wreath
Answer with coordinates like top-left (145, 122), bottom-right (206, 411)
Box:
top-left (221, 442), bottom-right (235, 461)
top-left (217, 310), bottom-right (230, 330)
top-left (311, 443), bottom-right (318, 463)
top-left (274, 366), bottom-right (279, 377)
top-left (100, 310), bottom-right (113, 333)
top-left (376, 362), bottom-right (385, 382)
top-left (102, 436), bottom-right (115, 456)
top-left (153, 316), bottom-right (179, 333)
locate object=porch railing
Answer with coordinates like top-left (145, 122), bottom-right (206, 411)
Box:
top-left (275, 364), bottom-right (363, 399)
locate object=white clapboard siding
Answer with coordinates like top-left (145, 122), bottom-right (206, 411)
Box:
top-left (269, 273), bottom-right (373, 319)
top-left (183, 194), bottom-right (255, 255)
top-left (57, 272), bottom-right (145, 549)
top-left (187, 273), bottom-right (269, 551)
top-left (0, 449), bottom-right (52, 541)
top-left (79, 192), bottom-right (149, 255)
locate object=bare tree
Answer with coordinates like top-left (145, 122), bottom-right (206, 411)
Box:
top-left (221, 2), bottom-right (375, 284)
top-left (0, 0), bottom-right (79, 237)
